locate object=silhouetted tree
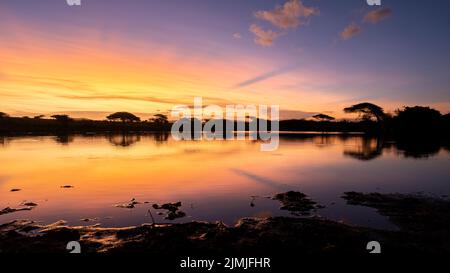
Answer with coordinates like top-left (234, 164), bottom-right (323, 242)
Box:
top-left (34, 115), bottom-right (45, 119)
top-left (51, 114), bottom-right (73, 122)
top-left (395, 106), bottom-right (441, 135)
top-left (0, 112), bottom-right (9, 119)
top-left (150, 114), bottom-right (169, 125)
top-left (442, 113), bottom-right (450, 135)
top-left (312, 113), bottom-right (335, 122)
top-left (442, 113), bottom-right (450, 122)
top-left (344, 102), bottom-right (385, 122)
top-left (106, 112), bottom-right (141, 123)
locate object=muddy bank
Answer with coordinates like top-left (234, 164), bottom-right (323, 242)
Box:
top-left (0, 217), bottom-right (407, 254)
top-left (343, 191), bottom-right (450, 253)
top-left (1, 191), bottom-right (449, 254)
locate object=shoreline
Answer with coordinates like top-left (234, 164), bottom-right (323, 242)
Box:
top-left (1, 192), bottom-right (449, 254)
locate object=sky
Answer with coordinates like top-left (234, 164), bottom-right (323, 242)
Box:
top-left (0, 0), bottom-right (449, 120)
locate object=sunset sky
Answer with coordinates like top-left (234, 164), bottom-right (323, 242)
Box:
top-left (1, 0), bottom-right (449, 120)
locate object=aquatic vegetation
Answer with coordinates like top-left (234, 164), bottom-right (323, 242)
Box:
top-left (0, 206), bottom-right (34, 215)
top-left (21, 202), bottom-right (38, 207)
top-left (273, 191), bottom-right (321, 216)
top-left (1, 192), bottom-right (450, 254)
top-left (152, 202), bottom-right (186, 220)
top-left (115, 198), bottom-right (141, 209)
top-left (343, 191), bottom-right (450, 233)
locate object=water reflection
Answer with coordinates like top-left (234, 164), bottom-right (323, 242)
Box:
top-left (54, 134), bottom-right (74, 145)
top-left (343, 137), bottom-right (383, 161)
top-left (152, 131), bottom-right (170, 144)
top-left (3, 133), bottom-right (449, 160)
top-left (108, 134), bottom-right (141, 147)
top-left (0, 133), bottom-right (449, 229)
top-left (0, 137), bottom-right (6, 146)
top-left (339, 135), bottom-right (448, 160)
top-left (394, 137), bottom-right (442, 158)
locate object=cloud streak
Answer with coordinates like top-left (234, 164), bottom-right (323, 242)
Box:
top-left (57, 94), bottom-right (234, 107)
top-left (339, 8), bottom-right (392, 41)
top-left (249, 24), bottom-right (280, 46)
top-left (364, 8), bottom-right (392, 24)
top-left (340, 23), bottom-right (362, 40)
top-left (233, 63), bottom-right (299, 88)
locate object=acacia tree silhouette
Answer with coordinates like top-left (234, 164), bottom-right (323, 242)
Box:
top-left (51, 114), bottom-right (73, 122)
top-left (106, 112), bottom-right (141, 123)
top-left (344, 103), bottom-right (385, 122)
top-left (312, 113), bottom-right (335, 122)
top-left (150, 114), bottom-right (169, 125)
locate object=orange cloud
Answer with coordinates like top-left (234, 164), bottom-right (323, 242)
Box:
top-left (250, 0), bottom-right (318, 47)
top-left (249, 24), bottom-right (280, 47)
top-left (363, 8), bottom-right (392, 24)
top-left (254, 0), bottom-right (319, 29)
top-left (340, 23), bottom-right (362, 40)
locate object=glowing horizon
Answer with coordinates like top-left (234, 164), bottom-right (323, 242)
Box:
top-left (1, 0), bottom-right (449, 120)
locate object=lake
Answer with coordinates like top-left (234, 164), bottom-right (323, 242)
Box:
top-left (1, 133), bottom-right (449, 230)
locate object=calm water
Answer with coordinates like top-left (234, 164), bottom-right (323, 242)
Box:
top-left (1, 133), bottom-right (449, 230)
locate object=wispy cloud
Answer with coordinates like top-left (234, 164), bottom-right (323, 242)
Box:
top-left (339, 8), bottom-right (392, 42)
top-left (340, 23), bottom-right (362, 40)
top-left (249, 24), bottom-right (280, 47)
top-left (233, 32), bottom-right (242, 39)
top-left (57, 94), bottom-right (234, 108)
top-left (233, 64), bottom-right (299, 88)
top-left (279, 109), bottom-right (317, 120)
top-left (363, 8), bottom-right (392, 24)
top-left (57, 94), bottom-right (182, 105)
top-left (254, 0), bottom-right (319, 29)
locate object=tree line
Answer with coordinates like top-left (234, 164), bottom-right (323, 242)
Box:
top-left (1, 102), bottom-right (449, 136)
